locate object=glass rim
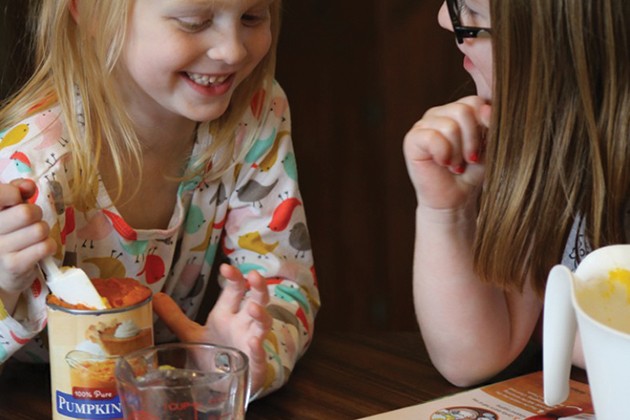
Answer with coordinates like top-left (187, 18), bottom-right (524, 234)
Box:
top-left (115, 341), bottom-right (250, 387)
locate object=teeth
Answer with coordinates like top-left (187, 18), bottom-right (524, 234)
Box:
top-left (187, 73), bottom-right (229, 86)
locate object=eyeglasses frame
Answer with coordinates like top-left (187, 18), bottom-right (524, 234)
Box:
top-left (446, 0), bottom-right (492, 44)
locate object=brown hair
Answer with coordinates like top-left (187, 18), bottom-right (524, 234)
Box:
top-left (474, 0), bottom-right (630, 296)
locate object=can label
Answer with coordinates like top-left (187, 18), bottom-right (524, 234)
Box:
top-left (47, 297), bottom-right (153, 420)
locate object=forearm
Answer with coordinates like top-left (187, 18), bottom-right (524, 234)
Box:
top-left (413, 205), bottom-right (540, 386)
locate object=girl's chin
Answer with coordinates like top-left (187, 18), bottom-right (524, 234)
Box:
top-left (473, 80), bottom-right (492, 101)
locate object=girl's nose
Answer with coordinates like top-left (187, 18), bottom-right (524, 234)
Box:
top-left (206, 29), bottom-right (247, 65)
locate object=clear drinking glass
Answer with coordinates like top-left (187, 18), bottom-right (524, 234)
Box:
top-left (115, 343), bottom-right (249, 420)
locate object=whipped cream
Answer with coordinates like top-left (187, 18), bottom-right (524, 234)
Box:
top-left (75, 340), bottom-right (106, 356)
top-left (114, 319), bottom-right (140, 339)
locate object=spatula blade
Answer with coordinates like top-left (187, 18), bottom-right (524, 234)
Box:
top-left (45, 266), bottom-right (108, 310)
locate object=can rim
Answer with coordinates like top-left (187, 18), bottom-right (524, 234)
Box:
top-left (46, 295), bottom-right (152, 314)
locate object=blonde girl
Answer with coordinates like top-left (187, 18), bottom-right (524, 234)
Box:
top-left (0, 0), bottom-right (319, 399)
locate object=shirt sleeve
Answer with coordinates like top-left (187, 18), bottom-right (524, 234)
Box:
top-left (0, 112), bottom-right (67, 364)
top-left (223, 82), bottom-right (320, 397)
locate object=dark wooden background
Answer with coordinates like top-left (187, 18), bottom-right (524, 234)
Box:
top-left (0, 0), bottom-right (473, 332)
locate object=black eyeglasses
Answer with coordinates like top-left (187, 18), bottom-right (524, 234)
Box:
top-left (446, 0), bottom-right (492, 44)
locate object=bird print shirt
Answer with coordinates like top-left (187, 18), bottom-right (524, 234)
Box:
top-left (0, 81), bottom-right (320, 397)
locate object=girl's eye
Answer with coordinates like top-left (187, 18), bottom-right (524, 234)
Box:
top-left (458, 1), bottom-right (475, 18)
top-left (176, 18), bottom-right (211, 32)
top-left (241, 10), bottom-right (270, 27)
top-left (457, 0), bottom-right (485, 26)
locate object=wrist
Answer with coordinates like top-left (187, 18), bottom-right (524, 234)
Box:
top-left (416, 202), bottom-right (477, 226)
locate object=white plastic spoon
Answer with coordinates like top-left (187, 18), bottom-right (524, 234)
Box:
top-left (40, 256), bottom-right (107, 310)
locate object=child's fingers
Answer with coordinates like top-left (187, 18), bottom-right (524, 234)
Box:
top-left (0, 179), bottom-right (36, 207)
top-left (405, 122), bottom-right (457, 168)
top-left (246, 271), bottom-right (269, 307)
top-left (246, 334), bottom-right (269, 396)
top-left (412, 96), bottom-right (489, 169)
top-left (152, 292), bottom-right (198, 342)
top-left (12, 179), bottom-right (37, 201)
top-left (247, 334), bottom-right (267, 366)
top-left (247, 334), bottom-right (269, 381)
top-left (433, 99), bottom-right (487, 165)
top-left (0, 218), bottom-right (48, 252)
top-left (247, 301), bottom-right (272, 334)
top-left (219, 263), bottom-right (243, 280)
top-left (214, 270), bottom-right (248, 314)
top-left (0, 252), bottom-right (38, 292)
top-left (0, 201), bottom-right (44, 236)
top-left (0, 183), bottom-right (25, 209)
top-left (0, 239), bottom-right (53, 276)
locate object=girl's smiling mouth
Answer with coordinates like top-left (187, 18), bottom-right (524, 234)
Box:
top-left (185, 72), bottom-right (232, 87)
top-left (182, 72), bottom-right (235, 96)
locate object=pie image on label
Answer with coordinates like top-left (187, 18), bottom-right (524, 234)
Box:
top-left (86, 318), bottom-right (153, 356)
top-left (66, 351), bottom-right (118, 391)
top-left (64, 316), bottom-right (152, 400)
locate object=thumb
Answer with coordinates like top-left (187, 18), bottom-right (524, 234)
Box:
top-left (153, 292), bottom-right (197, 342)
top-left (10, 178), bottom-right (37, 201)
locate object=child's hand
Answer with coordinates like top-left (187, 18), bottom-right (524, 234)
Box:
top-left (0, 179), bottom-right (56, 295)
top-left (403, 96), bottom-right (491, 211)
top-left (153, 263), bottom-right (272, 396)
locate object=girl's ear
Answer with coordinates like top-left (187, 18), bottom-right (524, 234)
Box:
top-left (69, 0), bottom-right (79, 23)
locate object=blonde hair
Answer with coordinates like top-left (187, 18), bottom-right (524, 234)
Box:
top-left (0, 0), bottom-right (281, 208)
top-left (474, 0), bottom-right (630, 296)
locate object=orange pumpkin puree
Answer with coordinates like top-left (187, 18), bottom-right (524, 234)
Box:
top-left (47, 278), bottom-right (151, 310)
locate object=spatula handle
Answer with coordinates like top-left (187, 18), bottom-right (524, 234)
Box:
top-left (39, 256), bottom-right (62, 280)
top-left (543, 264), bottom-right (577, 406)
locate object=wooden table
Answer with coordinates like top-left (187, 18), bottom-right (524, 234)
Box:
top-left (0, 332), bottom-right (586, 419)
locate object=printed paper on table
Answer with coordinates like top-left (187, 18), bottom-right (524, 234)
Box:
top-left (360, 371), bottom-right (594, 419)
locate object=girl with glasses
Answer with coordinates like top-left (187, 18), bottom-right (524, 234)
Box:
top-left (405, 0), bottom-right (630, 387)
